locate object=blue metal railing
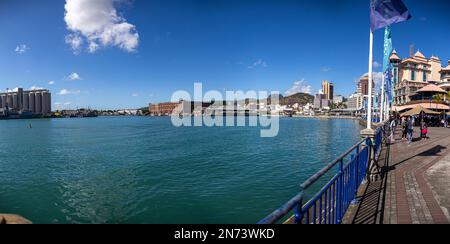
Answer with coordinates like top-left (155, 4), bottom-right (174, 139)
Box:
top-left (258, 138), bottom-right (371, 224)
top-left (374, 121), bottom-right (389, 158)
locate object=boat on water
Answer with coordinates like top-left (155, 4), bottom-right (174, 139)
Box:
top-left (0, 110), bottom-right (43, 120)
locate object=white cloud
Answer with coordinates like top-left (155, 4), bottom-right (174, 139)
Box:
top-left (64, 0), bottom-right (139, 53)
top-left (58, 89), bottom-right (81, 96)
top-left (132, 93), bottom-right (139, 97)
top-left (65, 34), bottom-right (83, 54)
top-left (29, 86), bottom-right (44, 91)
top-left (48, 81), bottom-right (55, 85)
top-left (67, 72), bottom-right (82, 81)
top-left (64, 102), bottom-right (72, 106)
top-left (322, 67), bottom-right (331, 72)
top-left (373, 61), bottom-right (381, 69)
top-left (285, 79), bottom-right (315, 96)
top-left (248, 59), bottom-right (267, 69)
top-left (15, 44), bottom-right (30, 54)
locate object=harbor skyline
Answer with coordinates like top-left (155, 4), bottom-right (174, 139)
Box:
top-left (2, 0), bottom-right (450, 229)
top-left (1, 0), bottom-right (449, 110)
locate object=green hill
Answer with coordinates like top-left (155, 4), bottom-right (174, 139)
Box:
top-left (268, 93), bottom-right (314, 106)
top-left (281, 93), bottom-right (314, 106)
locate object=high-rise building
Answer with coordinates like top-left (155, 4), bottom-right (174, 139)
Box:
top-left (322, 80), bottom-right (334, 100)
top-left (313, 91), bottom-right (326, 110)
top-left (357, 76), bottom-right (376, 96)
top-left (0, 88), bottom-right (52, 115)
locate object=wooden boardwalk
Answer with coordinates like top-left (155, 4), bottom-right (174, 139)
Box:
top-left (344, 127), bottom-right (450, 224)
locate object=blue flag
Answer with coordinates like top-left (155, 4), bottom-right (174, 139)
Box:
top-left (383, 26), bottom-right (393, 73)
top-left (370, 0), bottom-right (412, 32)
top-left (383, 26), bottom-right (394, 102)
top-left (385, 66), bottom-right (393, 102)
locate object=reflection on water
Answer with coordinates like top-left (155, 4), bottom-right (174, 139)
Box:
top-left (0, 117), bottom-right (362, 223)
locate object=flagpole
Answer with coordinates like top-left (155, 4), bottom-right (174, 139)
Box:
top-left (381, 75), bottom-right (385, 122)
top-left (385, 93), bottom-right (389, 120)
top-left (367, 30), bottom-right (374, 130)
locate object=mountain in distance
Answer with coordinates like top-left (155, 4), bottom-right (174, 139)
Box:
top-left (142, 92), bottom-right (314, 109)
top-left (268, 93), bottom-right (314, 106)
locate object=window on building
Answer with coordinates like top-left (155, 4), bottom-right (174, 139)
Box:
top-left (394, 68), bottom-right (398, 83)
top-left (411, 70), bottom-right (415, 81)
top-left (423, 71), bottom-right (427, 82)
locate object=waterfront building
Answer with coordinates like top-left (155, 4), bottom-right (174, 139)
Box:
top-left (392, 50), bottom-right (450, 105)
top-left (149, 101), bottom-right (212, 116)
top-left (347, 75), bottom-right (375, 112)
top-left (150, 102), bottom-right (180, 116)
top-left (439, 61), bottom-right (450, 92)
top-left (0, 88), bottom-right (52, 116)
top-left (313, 91), bottom-right (326, 110)
top-left (357, 75), bottom-right (375, 96)
top-left (322, 80), bottom-right (334, 100)
top-left (333, 95), bottom-right (345, 104)
top-left (348, 93), bottom-right (363, 110)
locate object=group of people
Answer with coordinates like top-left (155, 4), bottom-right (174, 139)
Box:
top-left (389, 116), bottom-right (429, 145)
top-left (400, 116), bottom-right (415, 144)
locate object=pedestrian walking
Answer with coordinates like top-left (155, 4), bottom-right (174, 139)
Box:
top-left (407, 116), bottom-right (414, 144)
top-left (401, 117), bottom-right (407, 141)
top-left (390, 118), bottom-right (396, 144)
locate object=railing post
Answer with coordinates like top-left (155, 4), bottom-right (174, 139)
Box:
top-left (294, 197), bottom-right (304, 224)
top-left (361, 127), bottom-right (377, 182)
top-left (352, 145), bottom-right (360, 205)
top-left (337, 159), bottom-right (344, 224)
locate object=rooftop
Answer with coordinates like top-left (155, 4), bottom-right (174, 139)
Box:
top-left (416, 84), bottom-right (447, 93)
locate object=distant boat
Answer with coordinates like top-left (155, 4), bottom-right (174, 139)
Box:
top-left (0, 110), bottom-right (42, 120)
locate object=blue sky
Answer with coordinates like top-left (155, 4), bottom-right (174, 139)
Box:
top-left (0, 0), bottom-right (449, 110)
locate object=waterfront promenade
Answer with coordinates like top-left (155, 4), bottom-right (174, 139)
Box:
top-left (344, 127), bottom-right (450, 224)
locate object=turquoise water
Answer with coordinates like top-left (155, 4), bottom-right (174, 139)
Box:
top-left (0, 117), bottom-right (362, 224)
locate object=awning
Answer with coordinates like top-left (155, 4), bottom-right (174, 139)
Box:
top-left (401, 105), bottom-right (441, 117)
top-left (393, 103), bottom-right (450, 112)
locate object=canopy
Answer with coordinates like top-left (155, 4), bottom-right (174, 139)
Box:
top-left (416, 84), bottom-right (447, 94)
top-left (401, 105), bottom-right (441, 117)
top-left (393, 103), bottom-right (450, 112)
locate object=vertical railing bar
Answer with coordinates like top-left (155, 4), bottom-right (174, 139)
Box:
top-left (313, 203), bottom-right (317, 224)
top-left (319, 196), bottom-right (323, 224)
top-left (338, 158), bottom-right (344, 224)
top-left (324, 189), bottom-right (328, 224)
top-left (306, 205), bottom-right (310, 224)
top-left (328, 187), bottom-right (331, 224)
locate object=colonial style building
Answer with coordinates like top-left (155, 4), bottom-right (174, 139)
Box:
top-left (390, 50), bottom-right (450, 113)
top-left (438, 61), bottom-right (450, 92)
top-left (392, 50), bottom-right (450, 106)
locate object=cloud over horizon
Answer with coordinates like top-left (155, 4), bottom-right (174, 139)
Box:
top-left (15, 44), bottom-right (29, 54)
top-left (58, 89), bottom-right (81, 96)
top-left (248, 59), bottom-right (267, 69)
top-left (285, 79), bottom-right (315, 96)
top-left (64, 0), bottom-right (139, 54)
top-left (67, 72), bottom-right (82, 81)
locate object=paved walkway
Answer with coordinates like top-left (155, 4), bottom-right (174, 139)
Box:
top-left (345, 127), bottom-right (450, 224)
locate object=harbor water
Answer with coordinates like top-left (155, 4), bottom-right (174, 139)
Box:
top-left (0, 117), bottom-right (362, 223)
